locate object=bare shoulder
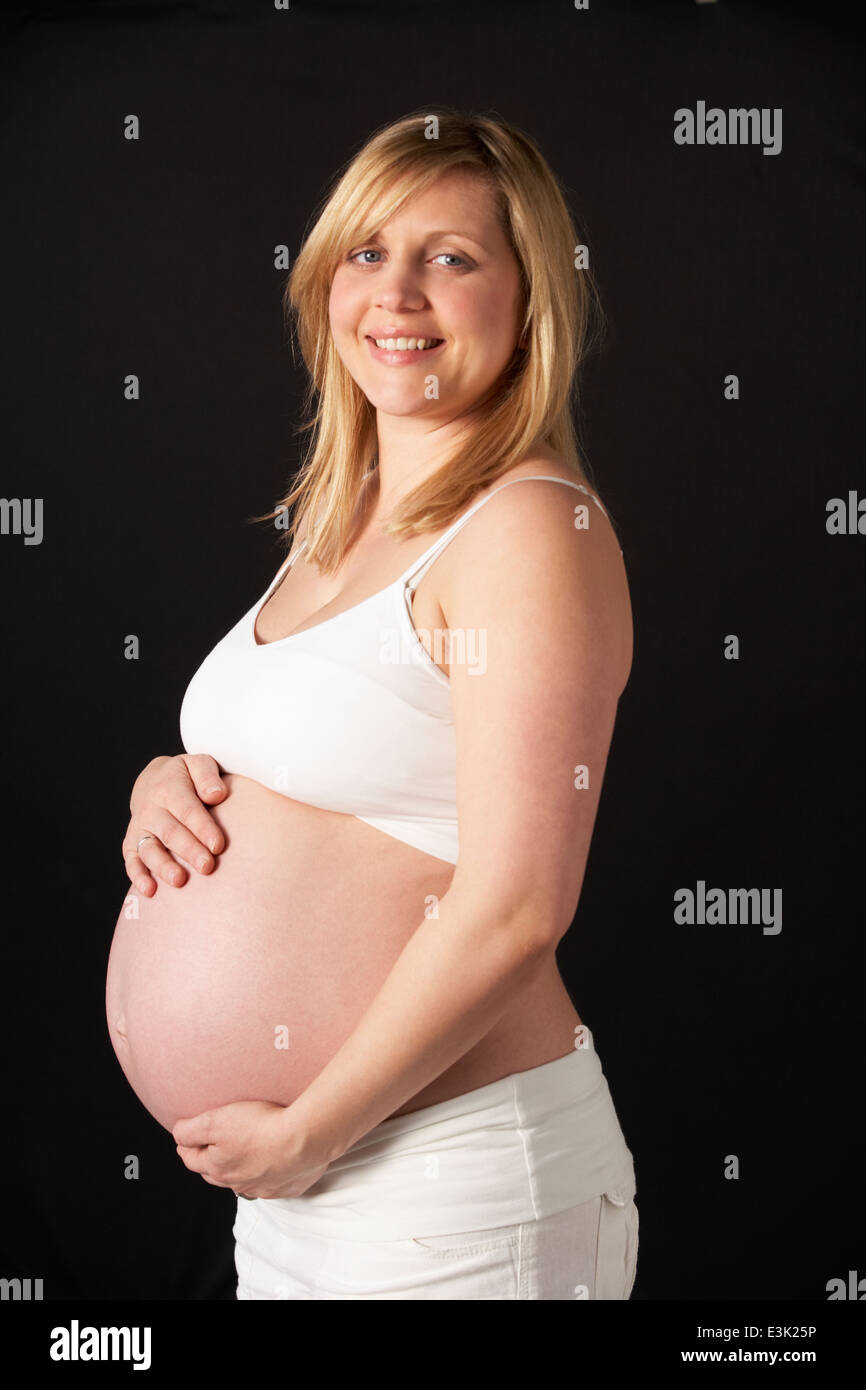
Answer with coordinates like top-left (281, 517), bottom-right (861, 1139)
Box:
top-left (442, 448), bottom-right (633, 694)
top-left (476, 446), bottom-right (609, 519)
top-left (472, 446), bottom-right (624, 567)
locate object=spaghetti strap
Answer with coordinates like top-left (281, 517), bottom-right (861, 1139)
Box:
top-left (262, 540), bottom-right (306, 600)
top-left (401, 474), bottom-right (617, 591)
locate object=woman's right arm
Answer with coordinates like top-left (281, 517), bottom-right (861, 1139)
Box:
top-left (123, 753), bottom-right (228, 896)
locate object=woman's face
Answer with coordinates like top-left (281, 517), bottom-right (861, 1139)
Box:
top-left (328, 168), bottom-right (524, 425)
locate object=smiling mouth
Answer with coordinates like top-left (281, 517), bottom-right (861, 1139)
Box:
top-left (366, 336), bottom-right (444, 351)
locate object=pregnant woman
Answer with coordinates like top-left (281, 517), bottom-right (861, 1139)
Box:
top-left (105, 109), bottom-right (639, 1300)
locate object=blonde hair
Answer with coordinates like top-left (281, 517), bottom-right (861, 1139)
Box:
top-left (252, 107), bottom-right (608, 571)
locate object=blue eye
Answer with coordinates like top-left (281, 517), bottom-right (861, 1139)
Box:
top-left (346, 249), bottom-right (470, 269)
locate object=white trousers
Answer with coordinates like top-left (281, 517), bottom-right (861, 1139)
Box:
top-left (233, 1037), bottom-right (639, 1300)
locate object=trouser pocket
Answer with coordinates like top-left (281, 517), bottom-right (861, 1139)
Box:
top-left (410, 1223), bottom-right (522, 1257)
top-left (594, 1189), bottom-right (639, 1299)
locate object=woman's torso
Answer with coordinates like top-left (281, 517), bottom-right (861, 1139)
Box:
top-left (105, 451), bottom-right (629, 1132)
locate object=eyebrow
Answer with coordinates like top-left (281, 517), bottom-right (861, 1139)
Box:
top-left (423, 228), bottom-right (488, 248)
top-left (363, 227), bottom-right (489, 251)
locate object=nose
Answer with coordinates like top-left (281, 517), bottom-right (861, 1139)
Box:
top-left (373, 259), bottom-right (428, 313)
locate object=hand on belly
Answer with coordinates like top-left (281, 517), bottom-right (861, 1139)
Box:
top-left (105, 773), bottom-right (456, 1131)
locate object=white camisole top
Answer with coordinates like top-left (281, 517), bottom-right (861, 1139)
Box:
top-left (179, 475), bottom-right (614, 866)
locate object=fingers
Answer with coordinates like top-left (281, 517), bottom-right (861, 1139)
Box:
top-left (123, 753), bottom-right (230, 894)
top-left (141, 805), bottom-right (220, 877)
top-left (123, 829), bottom-right (187, 891)
top-left (184, 753), bottom-right (227, 803)
top-left (161, 758), bottom-right (226, 858)
top-left (175, 1140), bottom-right (237, 1190)
top-left (182, 755), bottom-right (228, 852)
top-left (123, 848), bottom-right (158, 897)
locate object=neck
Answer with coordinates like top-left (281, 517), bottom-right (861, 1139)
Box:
top-left (369, 409), bottom-right (482, 518)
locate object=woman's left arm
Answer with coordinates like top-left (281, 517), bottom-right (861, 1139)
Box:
top-left (174, 480), bottom-right (632, 1196)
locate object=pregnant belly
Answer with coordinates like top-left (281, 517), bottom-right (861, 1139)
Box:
top-left (105, 773), bottom-right (455, 1132)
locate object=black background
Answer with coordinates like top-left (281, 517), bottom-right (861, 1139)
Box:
top-left (1, 0), bottom-right (863, 1302)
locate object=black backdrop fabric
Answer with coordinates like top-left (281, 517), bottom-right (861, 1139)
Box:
top-left (0, 0), bottom-right (863, 1304)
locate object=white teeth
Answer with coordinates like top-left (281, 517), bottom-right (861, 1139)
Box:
top-left (373, 337), bottom-right (440, 351)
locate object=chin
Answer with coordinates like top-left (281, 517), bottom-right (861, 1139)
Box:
top-left (362, 387), bottom-right (440, 415)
